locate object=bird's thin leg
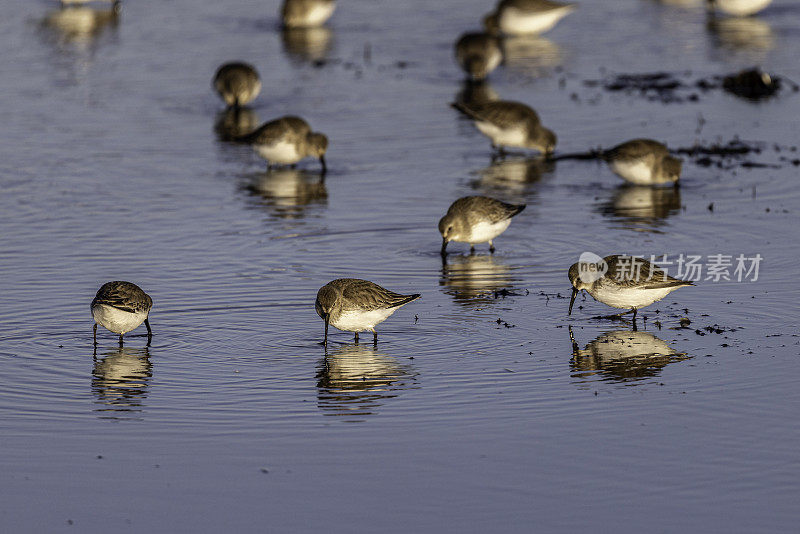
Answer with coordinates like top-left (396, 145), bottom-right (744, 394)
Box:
top-left (470, 244), bottom-right (475, 254)
top-left (354, 332), bottom-right (359, 344)
top-left (118, 334), bottom-right (124, 347)
top-left (93, 323), bottom-right (97, 345)
top-left (145, 318), bottom-right (152, 346)
top-left (373, 330), bottom-right (378, 346)
top-left (489, 240), bottom-right (495, 254)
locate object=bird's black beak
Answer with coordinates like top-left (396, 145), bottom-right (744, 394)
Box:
top-left (568, 287), bottom-right (577, 315)
top-left (323, 313), bottom-right (329, 346)
top-left (319, 155), bottom-right (327, 174)
top-left (568, 325), bottom-right (579, 355)
top-left (440, 237), bottom-right (448, 256)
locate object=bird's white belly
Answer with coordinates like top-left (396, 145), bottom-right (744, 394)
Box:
top-left (331, 308), bottom-right (397, 332)
top-left (256, 140), bottom-right (302, 164)
top-left (484, 48), bottom-right (503, 74)
top-left (461, 219), bottom-right (512, 244)
top-left (92, 304), bottom-right (148, 334)
top-left (610, 159), bottom-right (655, 185)
top-left (714, 0), bottom-right (771, 16)
top-left (303, 2), bottom-right (336, 26)
top-left (499, 6), bottom-right (572, 34)
top-left (475, 122), bottom-right (527, 148)
top-left (589, 286), bottom-right (674, 309)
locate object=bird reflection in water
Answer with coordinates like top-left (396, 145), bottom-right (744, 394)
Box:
top-left (91, 345), bottom-right (152, 419)
top-left (706, 15), bottom-right (774, 54)
top-left (40, 2), bottom-right (120, 52)
top-left (440, 254), bottom-right (518, 306)
top-left (244, 168), bottom-right (327, 219)
top-left (597, 184), bottom-right (681, 231)
top-left (455, 79), bottom-right (500, 110)
top-left (500, 35), bottom-right (562, 75)
top-left (281, 27), bottom-right (333, 64)
top-left (473, 155), bottom-right (552, 194)
top-left (316, 343), bottom-right (415, 419)
top-left (569, 326), bottom-right (691, 382)
top-left (214, 107), bottom-right (260, 142)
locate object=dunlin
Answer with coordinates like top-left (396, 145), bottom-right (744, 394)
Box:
top-left (484, 0), bottom-right (576, 36)
top-left (706, 0), bottom-right (772, 16)
top-left (439, 196), bottom-right (525, 255)
top-left (91, 281), bottom-right (153, 346)
top-left (238, 116), bottom-right (328, 172)
top-left (281, 0), bottom-right (336, 28)
top-left (315, 279), bottom-right (420, 345)
top-left (568, 255), bottom-right (693, 321)
top-left (603, 139), bottom-right (682, 185)
top-left (452, 100), bottom-right (556, 156)
top-left (455, 32), bottom-right (503, 81)
top-left (213, 62), bottom-right (261, 108)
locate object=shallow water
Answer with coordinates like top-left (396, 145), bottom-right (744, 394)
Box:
top-left (1, 0), bottom-right (799, 531)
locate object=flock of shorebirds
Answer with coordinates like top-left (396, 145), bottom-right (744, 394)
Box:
top-left (85, 0), bottom-right (773, 346)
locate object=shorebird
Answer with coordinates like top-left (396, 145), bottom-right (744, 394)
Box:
top-left (455, 32), bottom-right (503, 81)
top-left (484, 0), bottom-right (576, 36)
top-left (439, 196), bottom-right (526, 255)
top-left (91, 281), bottom-right (153, 346)
top-left (706, 0), bottom-right (772, 17)
top-left (212, 62), bottom-right (261, 108)
top-left (281, 0), bottom-right (336, 28)
top-left (603, 139), bottom-right (682, 185)
top-left (452, 100), bottom-right (556, 156)
top-left (315, 279), bottom-right (420, 345)
top-left (568, 255), bottom-right (693, 321)
top-left (237, 116), bottom-right (328, 172)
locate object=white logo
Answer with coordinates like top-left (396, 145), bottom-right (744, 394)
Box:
top-left (577, 252), bottom-right (607, 283)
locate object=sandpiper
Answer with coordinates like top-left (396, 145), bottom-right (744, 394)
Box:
top-left (484, 0), bottom-right (576, 36)
top-left (455, 32), bottom-right (503, 81)
top-left (315, 279), bottom-right (420, 345)
top-left (439, 196), bottom-right (525, 255)
top-left (212, 62), bottom-right (261, 109)
top-left (568, 255), bottom-right (693, 321)
top-left (602, 139), bottom-right (682, 186)
top-left (281, 0), bottom-right (336, 28)
top-left (452, 100), bottom-right (556, 156)
top-left (237, 116), bottom-right (328, 172)
top-left (706, 0), bottom-right (772, 16)
top-left (91, 281), bottom-right (153, 346)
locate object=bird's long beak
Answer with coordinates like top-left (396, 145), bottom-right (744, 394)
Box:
top-left (440, 237), bottom-right (448, 256)
top-left (323, 314), bottom-right (329, 346)
top-left (568, 325), bottom-right (579, 355)
top-left (568, 287), bottom-right (577, 315)
top-left (319, 155), bottom-right (327, 174)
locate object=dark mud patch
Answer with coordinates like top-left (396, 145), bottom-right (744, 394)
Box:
top-left (582, 69), bottom-right (798, 103)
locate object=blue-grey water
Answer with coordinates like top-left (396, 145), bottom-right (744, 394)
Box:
top-left (2, 0), bottom-right (799, 531)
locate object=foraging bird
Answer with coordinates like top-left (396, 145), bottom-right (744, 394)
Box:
top-left (455, 32), bottom-right (503, 81)
top-left (212, 62), bottom-right (261, 108)
top-left (439, 196), bottom-right (526, 255)
top-left (315, 279), bottom-right (420, 345)
top-left (568, 255), bottom-right (693, 321)
top-left (603, 139), bottom-right (682, 185)
top-left (706, 0), bottom-right (772, 17)
top-left (237, 116), bottom-right (328, 172)
top-left (484, 0), bottom-right (576, 36)
top-left (452, 100), bottom-right (556, 156)
top-left (91, 281), bottom-right (153, 346)
top-left (281, 0), bottom-right (336, 28)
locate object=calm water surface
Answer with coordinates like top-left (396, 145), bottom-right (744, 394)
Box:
top-left (1, 0), bottom-right (799, 531)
